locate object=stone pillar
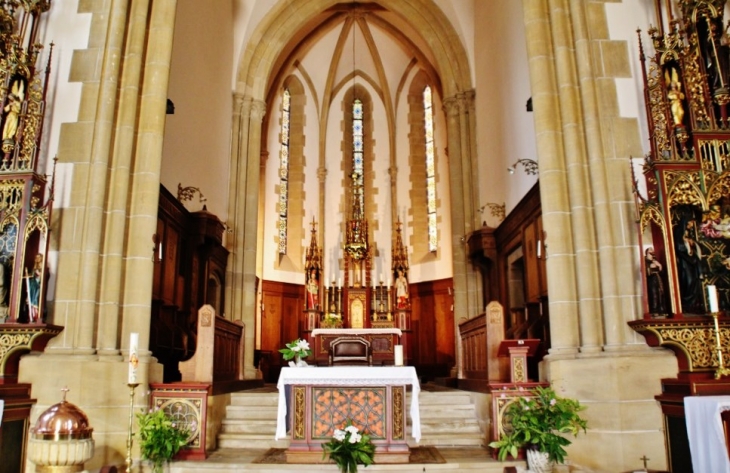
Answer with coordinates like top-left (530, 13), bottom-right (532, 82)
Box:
top-left (227, 95), bottom-right (265, 379)
top-left (122, 0), bottom-right (178, 358)
top-left (522, 0), bottom-right (580, 355)
top-left (97, 0), bottom-right (152, 360)
top-left (443, 91), bottom-right (480, 378)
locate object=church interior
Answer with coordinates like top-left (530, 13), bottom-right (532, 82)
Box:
top-left (2, 0), bottom-right (730, 472)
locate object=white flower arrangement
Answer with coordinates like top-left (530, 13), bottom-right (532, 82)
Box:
top-left (278, 338), bottom-right (312, 361)
top-left (322, 420), bottom-right (375, 473)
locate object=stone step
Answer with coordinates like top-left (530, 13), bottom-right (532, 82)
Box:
top-left (217, 386), bottom-right (484, 451)
top-left (221, 419), bottom-right (278, 434)
top-left (409, 433), bottom-right (485, 448)
top-left (225, 405), bottom-right (279, 420)
top-left (229, 393), bottom-right (280, 406)
top-left (217, 433), bottom-right (290, 450)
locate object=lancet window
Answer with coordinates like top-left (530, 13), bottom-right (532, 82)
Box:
top-left (352, 98), bottom-right (364, 212)
top-left (423, 85), bottom-right (437, 252)
top-left (278, 88), bottom-right (291, 254)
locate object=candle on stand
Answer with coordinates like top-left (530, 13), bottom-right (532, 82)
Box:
top-left (708, 285), bottom-right (720, 313)
top-left (394, 345), bottom-right (404, 366)
top-left (128, 332), bottom-right (139, 384)
top-left (338, 277), bottom-right (342, 288)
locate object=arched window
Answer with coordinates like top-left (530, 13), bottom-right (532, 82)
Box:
top-left (423, 85), bottom-right (437, 252)
top-left (352, 98), bottom-right (364, 211)
top-left (278, 88), bottom-right (291, 254)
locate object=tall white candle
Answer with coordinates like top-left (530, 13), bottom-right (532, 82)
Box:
top-left (338, 277), bottom-right (342, 288)
top-left (708, 285), bottom-right (719, 313)
top-left (128, 332), bottom-right (139, 384)
top-left (394, 345), bottom-right (404, 366)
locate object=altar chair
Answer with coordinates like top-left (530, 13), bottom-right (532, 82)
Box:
top-left (328, 336), bottom-right (373, 366)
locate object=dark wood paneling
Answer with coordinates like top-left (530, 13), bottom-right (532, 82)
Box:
top-left (410, 278), bottom-right (454, 378)
top-left (261, 279), bottom-right (304, 357)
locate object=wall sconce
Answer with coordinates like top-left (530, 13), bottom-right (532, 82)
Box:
top-left (508, 159), bottom-right (538, 176)
top-left (177, 183), bottom-right (207, 208)
top-left (479, 202), bottom-right (506, 221)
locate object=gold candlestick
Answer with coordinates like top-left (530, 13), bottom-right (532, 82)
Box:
top-left (711, 313), bottom-right (730, 379)
top-left (125, 383), bottom-right (139, 472)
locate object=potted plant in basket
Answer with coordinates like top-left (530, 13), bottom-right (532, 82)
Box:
top-left (136, 407), bottom-right (189, 473)
top-left (489, 386), bottom-right (587, 473)
top-left (279, 338), bottom-right (312, 366)
top-left (322, 420), bottom-right (376, 473)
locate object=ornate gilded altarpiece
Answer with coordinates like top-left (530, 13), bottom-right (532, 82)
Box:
top-left (631, 2), bottom-right (730, 470)
top-left (0, 0), bottom-right (54, 326)
top-left (631, 0), bottom-right (730, 376)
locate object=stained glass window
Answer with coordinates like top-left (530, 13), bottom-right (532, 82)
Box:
top-left (278, 88), bottom-right (291, 254)
top-left (423, 86), bottom-right (437, 251)
top-left (353, 98), bottom-right (364, 211)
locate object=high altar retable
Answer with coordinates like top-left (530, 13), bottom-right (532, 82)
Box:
top-left (275, 366), bottom-right (421, 463)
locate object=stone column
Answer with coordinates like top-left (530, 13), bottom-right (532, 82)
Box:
top-left (443, 91), bottom-right (480, 378)
top-left (97, 0), bottom-right (151, 360)
top-left (227, 94), bottom-right (265, 379)
top-left (50, 0), bottom-right (130, 357)
top-left (522, 0), bottom-right (581, 355)
top-left (122, 0), bottom-right (178, 359)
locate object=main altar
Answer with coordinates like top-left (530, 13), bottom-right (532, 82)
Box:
top-left (275, 366), bottom-right (421, 463)
top-left (301, 172), bottom-right (412, 365)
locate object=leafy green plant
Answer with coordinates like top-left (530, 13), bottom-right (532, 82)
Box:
top-left (488, 386), bottom-right (587, 464)
top-left (278, 338), bottom-right (312, 361)
top-left (321, 420), bottom-right (376, 473)
top-left (136, 408), bottom-right (189, 473)
top-left (321, 313), bottom-right (343, 328)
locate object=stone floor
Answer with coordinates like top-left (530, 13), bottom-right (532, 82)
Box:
top-left (169, 446), bottom-right (525, 473)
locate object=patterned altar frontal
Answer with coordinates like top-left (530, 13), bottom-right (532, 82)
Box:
top-left (312, 387), bottom-right (387, 439)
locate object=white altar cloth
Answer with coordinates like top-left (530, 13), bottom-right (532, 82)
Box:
top-left (685, 395), bottom-right (730, 473)
top-left (311, 328), bottom-right (402, 337)
top-left (276, 366), bottom-right (420, 442)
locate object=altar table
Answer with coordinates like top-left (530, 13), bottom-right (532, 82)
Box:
top-left (309, 328), bottom-right (403, 365)
top-left (276, 366), bottom-right (421, 463)
top-left (685, 395), bottom-right (730, 473)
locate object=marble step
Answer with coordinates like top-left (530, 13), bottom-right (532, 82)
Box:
top-left (409, 432), bottom-right (485, 448)
top-left (225, 404), bottom-right (279, 420)
top-left (221, 418), bottom-right (278, 434)
top-left (230, 392), bottom-right (280, 406)
top-left (217, 432), bottom-right (290, 449)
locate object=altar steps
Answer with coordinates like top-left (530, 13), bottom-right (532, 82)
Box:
top-left (216, 384), bottom-right (484, 450)
top-left (409, 387), bottom-right (484, 447)
top-left (217, 390), bottom-right (288, 449)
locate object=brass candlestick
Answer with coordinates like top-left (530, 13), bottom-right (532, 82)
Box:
top-left (125, 383), bottom-right (139, 472)
top-left (711, 313), bottom-right (730, 379)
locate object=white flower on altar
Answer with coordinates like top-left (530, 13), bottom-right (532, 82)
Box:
top-left (297, 339), bottom-right (310, 351)
top-left (333, 429), bottom-right (346, 441)
top-left (349, 432), bottom-right (361, 444)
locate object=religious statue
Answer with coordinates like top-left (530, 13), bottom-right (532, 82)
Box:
top-left (674, 215), bottom-right (705, 313)
top-left (665, 68), bottom-right (685, 126)
top-left (24, 253), bottom-right (43, 323)
top-left (645, 247), bottom-right (666, 315)
top-left (0, 260), bottom-right (7, 322)
top-left (395, 268), bottom-right (409, 309)
top-left (2, 79), bottom-right (23, 150)
top-left (306, 268), bottom-right (319, 310)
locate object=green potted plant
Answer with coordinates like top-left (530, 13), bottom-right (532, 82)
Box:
top-left (489, 386), bottom-right (587, 472)
top-left (279, 338), bottom-right (312, 366)
top-left (321, 420), bottom-right (375, 473)
top-left (321, 313), bottom-right (343, 328)
top-left (136, 408), bottom-right (189, 473)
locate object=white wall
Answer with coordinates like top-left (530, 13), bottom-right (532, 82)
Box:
top-left (161, 0), bottom-right (234, 220)
top-left (474, 0), bottom-right (537, 221)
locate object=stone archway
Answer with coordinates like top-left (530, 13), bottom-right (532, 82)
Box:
top-left (229, 0), bottom-right (479, 378)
